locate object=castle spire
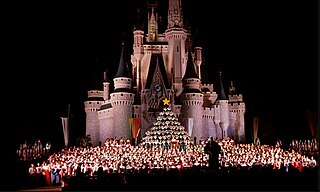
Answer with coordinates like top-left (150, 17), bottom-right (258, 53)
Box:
top-left (115, 41), bottom-right (130, 78)
top-left (147, 2), bottom-right (158, 42)
top-left (167, 0), bottom-right (184, 28)
top-left (217, 70), bottom-right (228, 100)
top-left (182, 48), bottom-right (199, 80)
top-left (229, 80), bottom-right (236, 95)
top-left (133, 5), bottom-right (144, 31)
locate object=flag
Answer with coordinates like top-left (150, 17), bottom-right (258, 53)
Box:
top-left (61, 117), bottom-right (69, 147)
top-left (129, 118), bottom-right (141, 139)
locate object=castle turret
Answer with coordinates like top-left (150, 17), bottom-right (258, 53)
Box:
top-left (97, 70), bottom-right (113, 144)
top-left (228, 81), bottom-right (246, 143)
top-left (84, 90), bottom-right (104, 146)
top-left (216, 71), bottom-right (229, 139)
top-left (103, 70), bottom-right (110, 101)
top-left (165, 0), bottom-right (188, 96)
top-left (194, 47), bottom-right (202, 79)
top-left (180, 49), bottom-right (204, 141)
top-left (84, 57), bottom-right (104, 146)
top-left (110, 43), bottom-right (135, 139)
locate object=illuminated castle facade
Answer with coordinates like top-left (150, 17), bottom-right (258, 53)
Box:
top-left (85, 0), bottom-right (246, 146)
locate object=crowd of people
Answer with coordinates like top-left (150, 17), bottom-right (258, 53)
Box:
top-left (289, 138), bottom-right (318, 157)
top-left (16, 140), bottom-right (51, 161)
top-left (218, 137), bottom-right (317, 171)
top-left (24, 136), bottom-right (318, 189)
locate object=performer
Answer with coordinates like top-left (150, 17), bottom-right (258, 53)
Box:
top-left (42, 162), bottom-right (51, 185)
top-left (204, 137), bottom-right (222, 172)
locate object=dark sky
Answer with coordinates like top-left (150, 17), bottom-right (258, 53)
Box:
top-left (14, 0), bottom-right (317, 147)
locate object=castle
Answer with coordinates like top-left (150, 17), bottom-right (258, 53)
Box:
top-left (85, 0), bottom-right (246, 146)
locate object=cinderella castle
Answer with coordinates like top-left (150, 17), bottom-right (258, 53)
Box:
top-left (85, 0), bottom-right (246, 146)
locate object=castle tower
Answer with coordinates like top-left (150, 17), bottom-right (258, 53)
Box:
top-left (165, 0), bottom-right (188, 96)
top-left (180, 49), bottom-right (204, 141)
top-left (216, 71), bottom-right (229, 139)
top-left (228, 81), bottom-right (246, 143)
top-left (110, 43), bottom-right (135, 139)
top-left (97, 70), bottom-right (113, 144)
top-left (84, 90), bottom-right (103, 146)
top-left (132, 7), bottom-right (145, 96)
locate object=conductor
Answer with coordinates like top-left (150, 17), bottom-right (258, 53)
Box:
top-left (204, 137), bottom-right (222, 172)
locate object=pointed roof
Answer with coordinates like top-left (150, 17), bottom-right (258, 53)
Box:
top-left (217, 71), bottom-right (228, 100)
top-left (200, 57), bottom-right (211, 84)
top-left (103, 69), bottom-right (108, 82)
top-left (114, 42), bottom-right (130, 78)
top-left (182, 50), bottom-right (199, 80)
top-left (133, 6), bottom-right (144, 31)
top-left (145, 54), bottom-right (169, 89)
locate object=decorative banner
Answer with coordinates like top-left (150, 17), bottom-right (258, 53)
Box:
top-left (183, 118), bottom-right (193, 137)
top-left (61, 117), bottom-right (69, 147)
top-left (253, 117), bottom-right (259, 141)
top-left (129, 118), bottom-right (141, 139)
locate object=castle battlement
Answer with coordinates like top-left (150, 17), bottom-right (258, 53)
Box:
top-left (181, 93), bottom-right (203, 100)
top-left (84, 101), bottom-right (102, 109)
top-left (228, 102), bottom-right (245, 107)
top-left (88, 90), bottom-right (104, 98)
top-left (203, 105), bottom-right (220, 112)
top-left (229, 109), bottom-right (245, 113)
top-left (228, 94), bottom-right (243, 102)
top-left (202, 112), bottom-right (214, 119)
top-left (114, 77), bottom-right (132, 81)
top-left (203, 92), bottom-right (217, 102)
top-left (229, 102), bottom-right (245, 113)
top-left (98, 108), bottom-right (113, 119)
top-left (201, 84), bottom-right (214, 92)
top-left (143, 44), bottom-right (168, 49)
top-left (203, 107), bottom-right (216, 114)
top-left (183, 78), bottom-right (201, 83)
top-left (110, 93), bottom-right (134, 101)
top-left (143, 45), bottom-right (169, 54)
top-left (202, 83), bottom-right (214, 87)
top-left (101, 99), bottom-right (111, 105)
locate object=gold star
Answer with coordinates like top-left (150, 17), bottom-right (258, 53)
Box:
top-left (162, 98), bottom-right (170, 105)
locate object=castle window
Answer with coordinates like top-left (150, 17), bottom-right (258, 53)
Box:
top-left (121, 94), bottom-right (123, 96)
top-left (177, 46), bottom-right (179, 52)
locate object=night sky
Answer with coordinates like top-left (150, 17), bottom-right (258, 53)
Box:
top-left (14, 0), bottom-right (317, 148)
